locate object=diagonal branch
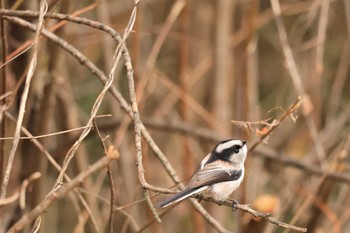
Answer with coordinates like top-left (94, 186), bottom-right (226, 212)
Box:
top-left (0, 1), bottom-right (47, 200)
top-left (196, 196), bottom-right (307, 232)
top-left (249, 97), bottom-right (302, 152)
top-left (7, 154), bottom-right (118, 232)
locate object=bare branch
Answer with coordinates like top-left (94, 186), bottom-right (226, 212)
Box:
top-left (197, 197), bottom-right (307, 233)
top-left (0, 0), bottom-right (47, 200)
top-left (249, 97), bottom-right (302, 152)
top-left (7, 155), bottom-right (118, 233)
top-left (93, 119), bottom-right (115, 233)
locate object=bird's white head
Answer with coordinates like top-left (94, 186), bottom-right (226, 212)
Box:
top-left (213, 139), bottom-right (247, 164)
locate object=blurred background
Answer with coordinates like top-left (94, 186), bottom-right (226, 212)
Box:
top-left (0, 0), bottom-right (350, 232)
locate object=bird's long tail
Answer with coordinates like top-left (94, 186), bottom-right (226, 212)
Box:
top-left (156, 186), bottom-right (208, 208)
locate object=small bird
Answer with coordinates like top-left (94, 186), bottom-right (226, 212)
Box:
top-left (157, 139), bottom-right (247, 208)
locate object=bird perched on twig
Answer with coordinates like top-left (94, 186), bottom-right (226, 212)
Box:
top-left (157, 139), bottom-right (248, 208)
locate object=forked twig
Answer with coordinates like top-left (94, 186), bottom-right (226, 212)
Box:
top-left (249, 97), bottom-right (302, 152)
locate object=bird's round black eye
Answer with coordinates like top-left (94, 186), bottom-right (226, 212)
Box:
top-left (234, 148), bottom-right (239, 153)
top-left (233, 146), bottom-right (240, 154)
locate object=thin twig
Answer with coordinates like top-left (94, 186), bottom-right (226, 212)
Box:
top-left (196, 196), bottom-right (307, 232)
top-left (142, 183), bottom-right (307, 232)
top-left (93, 119), bottom-right (115, 233)
top-left (7, 155), bottom-right (118, 232)
top-left (0, 190), bottom-right (19, 206)
top-left (0, 114), bottom-right (110, 140)
top-left (0, 3), bottom-right (98, 68)
top-left (0, 0), bottom-right (8, 187)
top-left (125, 1), bottom-right (161, 223)
top-left (0, 124), bottom-right (93, 140)
top-left (0, 1), bottom-right (47, 200)
top-left (51, 0), bottom-right (132, 191)
top-left (107, 163), bottom-right (115, 233)
top-left (5, 112), bottom-right (102, 233)
top-left (93, 118), bottom-right (108, 153)
top-left (249, 97), bottom-right (302, 152)
top-left (19, 172), bottom-right (41, 209)
top-left (234, 203), bottom-right (307, 232)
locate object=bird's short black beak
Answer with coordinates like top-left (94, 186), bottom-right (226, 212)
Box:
top-left (242, 140), bottom-right (247, 145)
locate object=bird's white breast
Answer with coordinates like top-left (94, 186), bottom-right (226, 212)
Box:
top-left (207, 169), bottom-right (244, 201)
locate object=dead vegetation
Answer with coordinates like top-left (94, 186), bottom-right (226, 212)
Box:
top-left (0, 0), bottom-right (349, 232)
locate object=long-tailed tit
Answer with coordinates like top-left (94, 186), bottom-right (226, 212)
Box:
top-left (157, 139), bottom-right (247, 208)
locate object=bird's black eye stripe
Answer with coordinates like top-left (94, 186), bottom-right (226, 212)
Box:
top-left (206, 141), bottom-right (244, 164)
top-left (228, 144), bottom-right (245, 154)
top-left (207, 147), bottom-right (235, 163)
top-left (218, 145), bottom-right (241, 161)
top-left (234, 146), bottom-right (240, 153)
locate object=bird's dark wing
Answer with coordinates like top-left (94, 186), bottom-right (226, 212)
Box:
top-left (188, 161), bottom-right (242, 188)
top-left (156, 186), bottom-right (208, 208)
